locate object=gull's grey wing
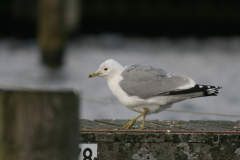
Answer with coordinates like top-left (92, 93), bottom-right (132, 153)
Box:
top-left (119, 64), bottom-right (194, 99)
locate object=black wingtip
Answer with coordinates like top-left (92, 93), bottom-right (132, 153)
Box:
top-left (158, 84), bottom-right (222, 97)
top-left (201, 85), bottom-right (222, 96)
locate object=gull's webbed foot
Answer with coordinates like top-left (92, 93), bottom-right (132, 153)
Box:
top-left (123, 108), bottom-right (148, 130)
top-left (123, 120), bottom-right (136, 129)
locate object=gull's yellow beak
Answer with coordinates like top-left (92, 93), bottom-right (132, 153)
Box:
top-left (88, 72), bottom-right (100, 78)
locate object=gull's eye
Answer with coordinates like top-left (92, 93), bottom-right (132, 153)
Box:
top-left (104, 68), bottom-right (108, 71)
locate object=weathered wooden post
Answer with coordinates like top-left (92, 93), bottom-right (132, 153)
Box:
top-left (0, 89), bottom-right (79, 160)
top-left (38, 0), bottom-right (65, 67)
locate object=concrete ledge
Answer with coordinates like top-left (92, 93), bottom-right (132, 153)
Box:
top-left (79, 119), bottom-right (240, 160)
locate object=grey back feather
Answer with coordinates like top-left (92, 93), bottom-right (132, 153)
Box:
top-left (119, 65), bottom-right (192, 99)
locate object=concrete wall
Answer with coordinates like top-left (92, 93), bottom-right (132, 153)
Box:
top-left (80, 131), bottom-right (240, 160)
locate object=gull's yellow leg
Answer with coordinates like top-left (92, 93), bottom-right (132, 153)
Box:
top-left (123, 108), bottom-right (148, 130)
top-left (139, 115), bottom-right (146, 130)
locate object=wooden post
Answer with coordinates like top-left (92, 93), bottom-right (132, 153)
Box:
top-left (0, 89), bottom-right (79, 160)
top-left (38, 0), bottom-right (65, 67)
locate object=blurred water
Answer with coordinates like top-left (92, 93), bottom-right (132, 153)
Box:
top-left (0, 35), bottom-right (240, 121)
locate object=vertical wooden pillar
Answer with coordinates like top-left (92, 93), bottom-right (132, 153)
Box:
top-left (38, 0), bottom-right (65, 67)
top-left (0, 89), bottom-right (79, 160)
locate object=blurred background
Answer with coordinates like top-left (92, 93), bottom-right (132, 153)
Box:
top-left (0, 0), bottom-right (240, 121)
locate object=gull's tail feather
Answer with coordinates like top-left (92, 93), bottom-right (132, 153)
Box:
top-left (161, 84), bottom-right (222, 96)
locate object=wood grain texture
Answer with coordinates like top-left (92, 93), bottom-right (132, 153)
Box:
top-left (0, 89), bottom-right (79, 160)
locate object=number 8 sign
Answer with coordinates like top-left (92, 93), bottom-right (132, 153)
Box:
top-left (78, 144), bottom-right (98, 160)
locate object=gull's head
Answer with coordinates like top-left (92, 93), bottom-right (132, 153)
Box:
top-left (88, 59), bottom-right (123, 79)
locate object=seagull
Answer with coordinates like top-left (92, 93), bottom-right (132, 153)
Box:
top-left (88, 59), bottom-right (222, 130)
